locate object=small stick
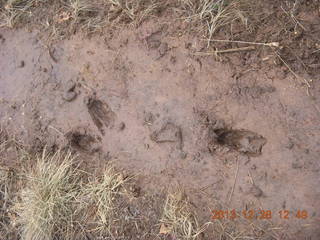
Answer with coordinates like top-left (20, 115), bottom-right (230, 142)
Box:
top-left (247, 169), bottom-right (254, 185)
top-left (48, 125), bottom-right (64, 136)
top-left (195, 46), bottom-right (256, 56)
top-left (206, 39), bottom-right (280, 47)
top-left (48, 48), bottom-right (58, 63)
top-left (228, 159), bottom-right (240, 204)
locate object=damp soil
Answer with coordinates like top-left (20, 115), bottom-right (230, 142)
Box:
top-left (1, 8), bottom-right (320, 240)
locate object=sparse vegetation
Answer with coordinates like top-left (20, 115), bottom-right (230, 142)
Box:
top-left (0, 0), bottom-right (43, 28)
top-left (178, 0), bottom-right (249, 43)
top-left (80, 164), bottom-right (129, 237)
top-left (159, 190), bottom-right (206, 239)
top-left (1, 0), bottom-right (247, 38)
top-left (14, 150), bottom-right (81, 240)
top-left (0, 165), bottom-right (15, 239)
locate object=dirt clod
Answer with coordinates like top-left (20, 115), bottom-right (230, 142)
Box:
top-left (18, 61), bottom-right (25, 68)
top-left (158, 42), bottom-right (168, 58)
top-left (249, 185), bottom-right (263, 198)
top-left (63, 91), bottom-right (77, 102)
top-left (65, 81), bottom-right (76, 92)
top-left (118, 122), bottom-right (126, 131)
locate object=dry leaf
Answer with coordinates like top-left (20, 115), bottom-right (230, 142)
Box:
top-left (56, 12), bottom-right (71, 23)
top-left (159, 223), bottom-right (172, 234)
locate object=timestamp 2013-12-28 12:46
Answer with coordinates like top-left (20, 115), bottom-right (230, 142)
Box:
top-left (211, 209), bottom-right (309, 220)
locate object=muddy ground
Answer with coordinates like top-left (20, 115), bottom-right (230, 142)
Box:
top-left (1, 1), bottom-right (320, 239)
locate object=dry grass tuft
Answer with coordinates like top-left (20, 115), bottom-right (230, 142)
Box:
top-left (1, 0), bottom-right (161, 33)
top-left (14, 150), bottom-right (81, 240)
top-left (178, 0), bottom-right (249, 44)
top-left (68, 0), bottom-right (106, 33)
top-left (81, 164), bottom-right (129, 236)
top-left (106, 0), bottom-right (161, 26)
top-left (160, 190), bottom-right (205, 239)
top-left (0, 0), bottom-right (43, 28)
top-left (0, 165), bottom-right (16, 238)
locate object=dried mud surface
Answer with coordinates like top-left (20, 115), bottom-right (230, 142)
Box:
top-left (1, 12), bottom-right (320, 239)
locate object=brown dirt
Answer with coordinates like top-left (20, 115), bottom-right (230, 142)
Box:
top-left (1, 1), bottom-right (320, 239)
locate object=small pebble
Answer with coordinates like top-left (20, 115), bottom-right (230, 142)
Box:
top-left (292, 161), bottom-right (303, 169)
top-left (180, 151), bottom-right (187, 159)
top-left (63, 91), bottom-right (77, 102)
top-left (251, 164), bottom-right (257, 170)
top-left (119, 122), bottom-right (126, 131)
top-left (65, 81), bottom-right (76, 92)
top-left (159, 42), bottom-right (168, 57)
top-left (285, 140), bottom-right (294, 149)
top-left (18, 61), bottom-right (25, 68)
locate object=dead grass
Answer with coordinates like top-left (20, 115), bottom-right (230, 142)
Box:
top-left (0, 145), bottom-right (286, 239)
top-left (0, 128), bottom-right (16, 239)
top-left (68, 0), bottom-right (106, 33)
top-left (80, 164), bottom-right (129, 237)
top-left (0, 0), bottom-right (43, 28)
top-left (106, 0), bottom-right (161, 26)
top-left (13, 150), bottom-right (82, 240)
top-left (0, 165), bottom-right (15, 238)
top-left (159, 190), bottom-right (206, 239)
top-left (178, 0), bottom-right (250, 45)
top-left (1, 0), bottom-right (162, 35)
top-left (0, 0), bottom-right (250, 43)
top-left (209, 216), bottom-right (283, 240)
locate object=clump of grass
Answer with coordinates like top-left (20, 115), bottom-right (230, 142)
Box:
top-left (0, 166), bottom-right (16, 238)
top-left (106, 0), bottom-right (161, 26)
top-left (81, 164), bottom-right (129, 236)
top-left (179, 0), bottom-right (249, 44)
top-left (14, 150), bottom-right (82, 240)
top-left (0, 0), bottom-right (43, 28)
top-left (160, 190), bottom-right (205, 240)
top-left (68, 0), bottom-right (105, 32)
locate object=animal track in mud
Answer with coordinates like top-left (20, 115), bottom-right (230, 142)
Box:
top-left (85, 97), bottom-right (116, 135)
top-left (65, 128), bottom-right (100, 153)
top-left (213, 128), bottom-right (267, 156)
top-left (200, 112), bottom-right (267, 156)
top-left (150, 122), bottom-right (183, 149)
top-left (232, 84), bottom-right (276, 99)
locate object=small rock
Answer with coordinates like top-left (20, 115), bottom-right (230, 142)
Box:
top-left (148, 40), bottom-right (161, 49)
top-left (249, 184), bottom-right (263, 198)
top-left (144, 112), bottom-right (155, 125)
top-left (0, 34), bottom-right (5, 43)
top-left (63, 91), bottom-right (77, 102)
top-left (119, 122), bottom-right (126, 131)
top-left (180, 151), bottom-right (187, 159)
top-left (18, 61), bottom-right (25, 68)
top-left (284, 139), bottom-right (294, 149)
top-left (129, 185), bottom-right (141, 198)
top-left (65, 81), bottom-right (76, 92)
top-left (292, 161), bottom-right (303, 169)
top-left (127, 205), bottom-right (140, 217)
top-left (158, 42), bottom-right (168, 57)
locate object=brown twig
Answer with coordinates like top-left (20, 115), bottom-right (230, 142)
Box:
top-left (228, 159), bottom-right (240, 204)
top-left (206, 39), bottom-right (280, 47)
top-left (195, 46), bottom-right (256, 56)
